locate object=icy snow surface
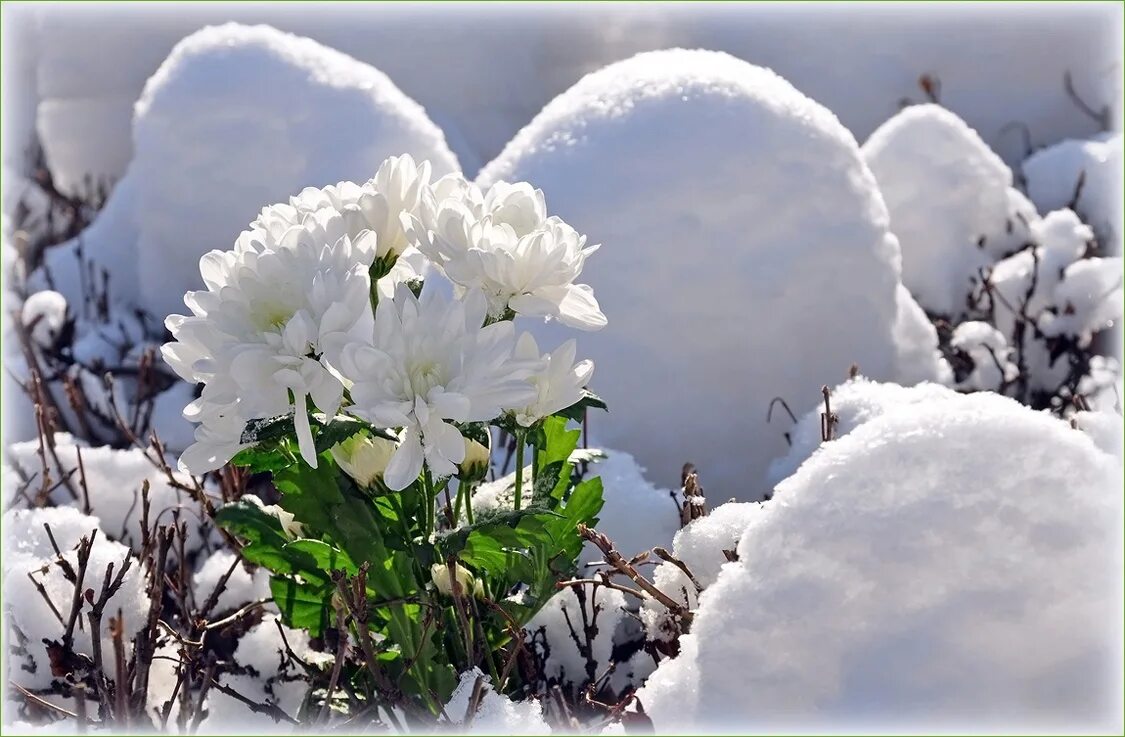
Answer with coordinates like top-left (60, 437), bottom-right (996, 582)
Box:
top-left (639, 386), bottom-right (1123, 732)
top-left (480, 49), bottom-right (914, 498)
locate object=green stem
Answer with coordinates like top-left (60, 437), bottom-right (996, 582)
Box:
top-left (422, 467), bottom-right (436, 537)
top-left (513, 437), bottom-right (525, 511)
top-left (454, 478), bottom-right (474, 525)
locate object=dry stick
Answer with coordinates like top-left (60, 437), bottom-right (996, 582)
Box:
top-left (319, 608), bottom-right (349, 725)
top-left (652, 547), bottom-right (704, 594)
top-left (578, 524), bottom-right (694, 625)
top-left (86, 555), bottom-right (134, 717)
top-left (207, 678), bottom-right (300, 724)
top-left (188, 659), bottom-right (218, 735)
top-left (820, 385), bottom-right (838, 442)
top-left (110, 611), bottom-right (128, 729)
top-left (26, 570), bottom-right (66, 625)
top-left (74, 445), bottom-right (92, 515)
top-left (201, 598), bottom-right (273, 631)
top-left (12, 682), bottom-right (79, 719)
top-left (479, 597), bottom-right (529, 693)
top-left (464, 674), bottom-right (488, 727)
top-left (557, 576), bottom-right (647, 602)
top-left (63, 533), bottom-right (96, 648)
top-left (332, 570), bottom-right (410, 728)
top-left (133, 526), bottom-right (172, 713)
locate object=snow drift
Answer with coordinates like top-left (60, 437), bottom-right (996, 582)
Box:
top-left (639, 385), bottom-right (1123, 732)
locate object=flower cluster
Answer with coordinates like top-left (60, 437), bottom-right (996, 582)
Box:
top-left (162, 155), bottom-right (603, 490)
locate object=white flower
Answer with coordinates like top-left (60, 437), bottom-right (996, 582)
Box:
top-left (266, 155), bottom-right (432, 263)
top-left (331, 432), bottom-right (399, 488)
top-left (405, 177), bottom-right (606, 330)
top-left (510, 333), bottom-right (595, 427)
top-left (163, 208), bottom-right (373, 473)
top-left (338, 285), bottom-right (539, 491)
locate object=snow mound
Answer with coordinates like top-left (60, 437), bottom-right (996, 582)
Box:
top-left (1022, 133), bottom-right (1123, 247)
top-left (37, 22), bottom-right (459, 319)
top-left (863, 104), bottom-right (1039, 317)
top-left (767, 378), bottom-right (958, 485)
top-left (892, 285), bottom-right (953, 386)
top-left (639, 389), bottom-right (1123, 732)
top-left (526, 585), bottom-right (627, 691)
top-left (6, 433), bottom-right (202, 552)
top-left (3, 506), bottom-right (148, 689)
top-left (444, 668), bottom-right (551, 734)
top-left (203, 613), bottom-right (323, 729)
top-left (641, 501), bottom-right (761, 643)
top-left (479, 49), bottom-right (910, 497)
top-left (592, 448), bottom-right (681, 559)
top-left (193, 549), bottom-right (272, 616)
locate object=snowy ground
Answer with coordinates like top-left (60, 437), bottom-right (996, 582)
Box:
top-left (1, 3), bottom-right (1123, 735)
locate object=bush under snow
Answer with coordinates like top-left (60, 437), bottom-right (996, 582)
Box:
top-left (479, 48), bottom-right (932, 497)
top-left (1022, 133), bottom-right (1123, 247)
top-left (639, 386), bottom-right (1123, 732)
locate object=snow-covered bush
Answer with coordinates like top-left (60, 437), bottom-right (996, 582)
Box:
top-left (638, 387), bottom-right (1123, 732)
top-left (1022, 133), bottom-right (1123, 246)
top-left (3, 506), bottom-right (148, 689)
top-left (478, 48), bottom-right (933, 497)
top-left (865, 104), bottom-right (1121, 411)
top-left (863, 103), bottom-right (1038, 318)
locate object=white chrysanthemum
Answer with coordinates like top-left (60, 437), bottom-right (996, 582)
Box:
top-left (338, 285), bottom-right (540, 491)
top-left (260, 154), bottom-right (432, 263)
top-left (510, 333), bottom-right (595, 427)
top-left (163, 208), bottom-right (374, 473)
top-left (406, 176), bottom-right (607, 330)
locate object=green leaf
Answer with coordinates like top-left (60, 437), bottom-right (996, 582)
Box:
top-left (553, 389), bottom-right (608, 423)
top-left (283, 539), bottom-right (358, 576)
top-left (270, 575), bottom-right (333, 637)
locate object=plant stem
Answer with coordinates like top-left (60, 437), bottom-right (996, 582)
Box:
top-left (455, 478), bottom-right (474, 525)
top-left (513, 437), bottom-right (525, 511)
top-left (422, 467), bottom-right (436, 536)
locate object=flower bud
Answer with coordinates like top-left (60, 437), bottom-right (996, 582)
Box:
top-left (430, 562), bottom-right (484, 598)
top-left (331, 432), bottom-right (397, 489)
top-left (458, 435), bottom-right (491, 482)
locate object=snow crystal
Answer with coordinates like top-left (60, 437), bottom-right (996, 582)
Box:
top-left (3, 506), bottom-right (147, 689)
top-left (443, 668), bottom-right (551, 734)
top-left (1022, 133), bottom-right (1123, 247)
top-left (36, 22), bottom-right (459, 319)
top-left (525, 585), bottom-right (627, 691)
top-left (479, 49), bottom-right (908, 497)
top-left (639, 389), bottom-right (1123, 732)
top-left (863, 104), bottom-right (1039, 317)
